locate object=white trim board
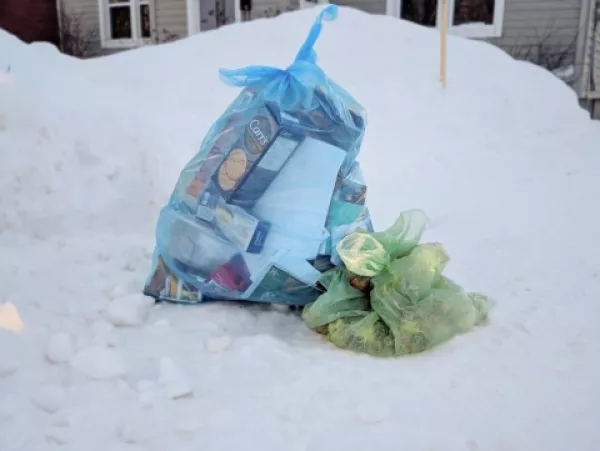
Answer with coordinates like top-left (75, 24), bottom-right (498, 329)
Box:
top-left (186, 0), bottom-right (241, 34)
top-left (186, 0), bottom-right (201, 35)
top-left (386, 0), bottom-right (505, 39)
top-left (234, 0), bottom-right (241, 23)
top-left (97, 0), bottom-right (152, 49)
top-left (299, 0), bottom-right (330, 8)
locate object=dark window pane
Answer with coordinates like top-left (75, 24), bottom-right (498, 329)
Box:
top-left (140, 4), bottom-right (151, 38)
top-left (401, 0), bottom-right (438, 27)
top-left (110, 6), bottom-right (132, 39)
top-left (453, 0), bottom-right (495, 26)
top-left (109, 0), bottom-right (129, 3)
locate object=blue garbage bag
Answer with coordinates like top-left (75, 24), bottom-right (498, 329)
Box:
top-left (143, 5), bottom-right (373, 305)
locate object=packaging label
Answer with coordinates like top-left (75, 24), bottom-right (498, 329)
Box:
top-left (213, 105), bottom-right (280, 199)
top-left (244, 115), bottom-right (275, 154)
top-left (144, 256), bottom-right (203, 303)
top-left (206, 253), bottom-right (251, 292)
top-left (195, 191), bottom-right (220, 222)
top-left (250, 265), bottom-right (321, 304)
top-left (339, 178), bottom-right (367, 205)
top-left (246, 221), bottom-right (271, 254)
top-left (255, 135), bottom-right (299, 172)
top-left (231, 133), bottom-right (302, 208)
top-left (214, 203), bottom-right (270, 254)
top-left (166, 211), bottom-right (238, 276)
top-left (217, 148), bottom-right (248, 192)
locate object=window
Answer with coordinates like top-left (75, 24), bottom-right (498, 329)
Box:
top-left (392, 0), bottom-right (505, 39)
top-left (99, 0), bottom-right (152, 48)
top-left (449, 0), bottom-right (502, 38)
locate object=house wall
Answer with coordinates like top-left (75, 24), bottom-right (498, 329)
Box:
top-left (0, 0), bottom-right (60, 47)
top-left (329, 0), bottom-right (385, 14)
top-left (249, 0), bottom-right (301, 19)
top-left (154, 0), bottom-right (188, 40)
top-left (58, 0), bottom-right (103, 54)
top-left (58, 0), bottom-right (187, 56)
top-left (330, 0), bottom-right (582, 64)
top-left (589, 4), bottom-right (599, 117)
top-left (594, 2), bottom-right (600, 95)
top-left (489, 0), bottom-right (583, 69)
top-left (575, 0), bottom-right (598, 104)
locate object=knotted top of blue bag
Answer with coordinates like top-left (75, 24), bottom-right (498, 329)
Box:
top-left (218, 5), bottom-right (339, 109)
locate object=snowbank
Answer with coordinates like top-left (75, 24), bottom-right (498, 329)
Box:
top-left (1, 7), bottom-right (599, 451)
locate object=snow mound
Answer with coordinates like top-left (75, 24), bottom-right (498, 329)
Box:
top-left (1, 6), bottom-right (599, 451)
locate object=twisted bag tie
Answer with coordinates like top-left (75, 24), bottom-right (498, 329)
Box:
top-left (218, 5), bottom-right (338, 108)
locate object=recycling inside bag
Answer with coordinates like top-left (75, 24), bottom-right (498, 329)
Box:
top-left (143, 5), bottom-right (373, 305)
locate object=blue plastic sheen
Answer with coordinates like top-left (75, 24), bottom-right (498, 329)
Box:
top-left (143, 5), bottom-right (374, 305)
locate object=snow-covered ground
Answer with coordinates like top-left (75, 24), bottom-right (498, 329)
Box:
top-left (1, 6), bottom-right (600, 451)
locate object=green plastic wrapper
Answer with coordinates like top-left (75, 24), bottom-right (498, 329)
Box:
top-left (302, 209), bottom-right (494, 357)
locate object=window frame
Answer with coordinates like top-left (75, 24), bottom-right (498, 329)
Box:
top-left (98, 0), bottom-right (153, 49)
top-left (386, 0), bottom-right (505, 39)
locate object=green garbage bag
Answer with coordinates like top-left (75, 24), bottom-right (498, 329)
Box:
top-left (302, 209), bottom-right (494, 357)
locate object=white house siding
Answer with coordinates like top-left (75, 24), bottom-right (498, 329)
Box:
top-left (58, 0), bottom-right (103, 53)
top-left (61, 0), bottom-right (589, 97)
top-left (59, 0), bottom-right (187, 55)
top-left (592, 1), bottom-right (599, 117)
top-left (330, 0), bottom-right (386, 14)
top-left (594, 2), bottom-right (600, 94)
top-left (489, 0), bottom-right (583, 69)
top-left (249, 0), bottom-right (301, 20)
top-left (154, 0), bottom-right (188, 40)
top-left (331, 0), bottom-right (582, 62)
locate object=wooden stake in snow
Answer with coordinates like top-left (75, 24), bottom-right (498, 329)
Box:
top-left (440, 0), bottom-right (448, 88)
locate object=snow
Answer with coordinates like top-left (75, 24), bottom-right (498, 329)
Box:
top-left (70, 347), bottom-right (127, 380)
top-left (46, 332), bottom-right (75, 363)
top-left (553, 64), bottom-right (576, 83)
top-left (1, 5), bottom-right (600, 451)
top-left (45, 426), bottom-right (72, 445)
top-left (106, 294), bottom-right (154, 327)
top-left (204, 335), bottom-right (233, 353)
top-left (157, 356), bottom-right (194, 399)
top-left (0, 330), bottom-right (25, 377)
top-left (117, 414), bottom-right (155, 444)
top-left (31, 385), bottom-right (67, 413)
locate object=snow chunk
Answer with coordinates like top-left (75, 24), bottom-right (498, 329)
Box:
top-left (205, 336), bottom-right (232, 354)
top-left (91, 320), bottom-right (121, 347)
top-left (71, 346), bottom-right (127, 380)
top-left (138, 390), bottom-right (156, 409)
top-left (32, 385), bottom-right (66, 413)
top-left (118, 417), bottom-right (153, 444)
top-left (51, 410), bottom-right (71, 427)
top-left (46, 332), bottom-right (74, 363)
top-left (109, 445), bottom-right (147, 451)
top-left (136, 379), bottom-right (157, 408)
top-left (46, 426), bottom-right (71, 445)
top-left (158, 357), bottom-right (193, 399)
top-left (0, 329), bottom-right (24, 377)
top-left (108, 284), bottom-right (128, 301)
top-left (107, 294), bottom-right (154, 327)
top-left (356, 402), bottom-right (391, 424)
top-left (91, 320), bottom-right (114, 337)
top-left (0, 404), bottom-right (13, 421)
top-left (136, 379), bottom-right (156, 393)
top-left (153, 319), bottom-right (170, 328)
top-left (175, 416), bottom-right (202, 433)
